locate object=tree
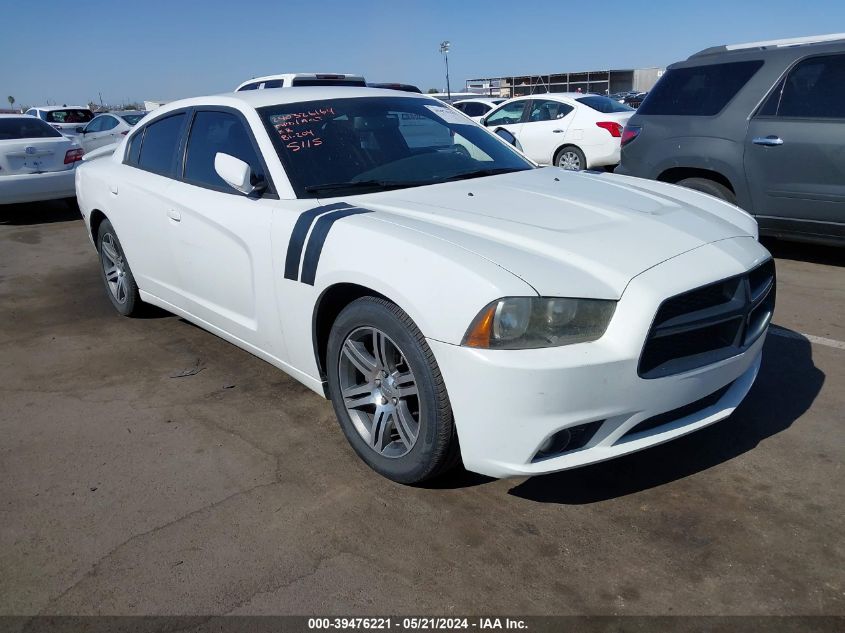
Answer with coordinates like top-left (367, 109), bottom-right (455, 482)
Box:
top-left (427, 88), bottom-right (439, 94)
top-left (7, 95), bottom-right (14, 109)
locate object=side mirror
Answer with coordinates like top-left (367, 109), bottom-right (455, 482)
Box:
top-left (494, 128), bottom-right (518, 146)
top-left (480, 116), bottom-right (489, 127)
top-left (214, 152), bottom-right (266, 196)
top-left (76, 126), bottom-right (86, 133)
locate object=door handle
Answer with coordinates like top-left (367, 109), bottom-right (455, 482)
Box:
top-left (752, 135), bottom-right (784, 146)
top-left (167, 208), bottom-right (181, 222)
top-left (109, 184), bottom-right (118, 195)
top-left (553, 129), bottom-right (564, 133)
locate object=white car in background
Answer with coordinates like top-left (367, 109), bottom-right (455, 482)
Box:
top-left (75, 87), bottom-right (773, 483)
top-left (452, 98), bottom-right (505, 122)
top-left (481, 94), bottom-right (634, 170)
top-left (235, 72), bottom-right (366, 91)
top-left (0, 115), bottom-right (83, 205)
top-left (78, 111), bottom-right (146, 153)
top-left (25, 106), bottom-right (95, 137)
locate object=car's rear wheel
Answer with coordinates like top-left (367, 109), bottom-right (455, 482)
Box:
top-left (555, 145), bottom-right (586, 171)
top-left (326, 297), bottom-right (459, 484)
top-left (97, 219), bottom-right (141, 316)
top-left (676, 177), bottom-right (737, 205)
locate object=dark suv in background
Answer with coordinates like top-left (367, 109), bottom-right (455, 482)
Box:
top-left (617, 34), bottom-right (845, 246)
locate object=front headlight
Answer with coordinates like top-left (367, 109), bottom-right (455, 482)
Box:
top-left (462, 297), bottom-right (616, 349)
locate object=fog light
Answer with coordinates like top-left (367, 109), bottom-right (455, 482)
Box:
top-left (535, 429), bottom-right (572, 461)
top-left (532, 421), bottom-right (605, 462)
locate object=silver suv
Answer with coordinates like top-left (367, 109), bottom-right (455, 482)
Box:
top-left (617, 33), bottom-right (845, 246)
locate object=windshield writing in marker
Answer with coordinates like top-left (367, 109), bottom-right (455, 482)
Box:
top-left (270, 107), bottom-right (335, 153)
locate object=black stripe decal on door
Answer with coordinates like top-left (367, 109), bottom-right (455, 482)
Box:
top-left (283, 202), bottom-right (353, 281)
top-left (300, 208), bottom-right (373, 286)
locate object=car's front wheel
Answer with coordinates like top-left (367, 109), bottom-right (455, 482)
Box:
top-left (326, 297), bottom-right (459, 484)
top-left (97, 219), bottom-right (142, 316)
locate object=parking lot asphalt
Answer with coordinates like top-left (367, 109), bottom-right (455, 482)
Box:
top-left (0, 202), bottom-right (843, 617)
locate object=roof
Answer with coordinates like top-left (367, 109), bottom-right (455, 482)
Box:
top-left (30, 105), bottom-right (91, 111)
top-left (691, 32), bottom-right (845, 58)
top-left (453, 98), bottom-right (503, 104)
top-left (148, 87), bottom-right (436, 118)
top-left (507, 92), bottom-right (599, 100)
top-left (236, 72), bottom-right (365, 89)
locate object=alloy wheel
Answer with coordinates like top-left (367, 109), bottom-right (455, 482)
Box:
top-left (100, 233), bottom-right (128, 304)
top-left (338, 326), bottom-right (421, 458)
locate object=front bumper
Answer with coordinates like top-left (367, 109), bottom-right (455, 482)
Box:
top-left (0, 168), bottom-right (76, 205)
top-left (429, 236), bottom-right (771, 478)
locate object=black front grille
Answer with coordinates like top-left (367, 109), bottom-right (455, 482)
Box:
top-left (639, 259), bottom-right (775, 378)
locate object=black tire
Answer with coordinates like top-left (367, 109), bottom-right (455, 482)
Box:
top-left (676, 177), bottom-right (737, 205)
top-left (327, 297), bottom-right (459, 484)
top-left (96, 219), bottom-right (142, 316)
top-left (555, 145), bottom-right (586, 171)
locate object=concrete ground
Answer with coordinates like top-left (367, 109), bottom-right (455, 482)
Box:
top-left (0, 201), bottom-right (842, 617)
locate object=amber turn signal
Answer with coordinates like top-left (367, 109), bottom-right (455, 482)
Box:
top-left (462, 303), bottom-right (496, 348)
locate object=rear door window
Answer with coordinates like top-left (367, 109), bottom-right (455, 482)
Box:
top-left (136, 113), bottom-right (187, 176)
top-left (183, 110), bottom-right (264, 191)
top-left (526, 99), bottom-right (573, 122)
top-left (638, 60), bottom-right (764, 116)
top-left (764, 54), bottom-right (845, 119)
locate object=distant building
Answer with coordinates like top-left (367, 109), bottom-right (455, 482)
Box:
top-left (465, 67), bottom-right (664, 97)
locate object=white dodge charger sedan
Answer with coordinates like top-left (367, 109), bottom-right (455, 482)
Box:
top-left (75, 87), bottom-right (775, 483)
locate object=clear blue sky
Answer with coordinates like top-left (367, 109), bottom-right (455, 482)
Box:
top-left (2, 0), bottom-right (843, 107)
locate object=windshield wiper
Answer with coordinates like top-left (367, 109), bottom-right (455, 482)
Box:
top-left (304, 179), bottom-right (422, 194)
top-left (305, 168), bottom-right (529, 194)
top-left (441, 167), bottom-right (528, 182)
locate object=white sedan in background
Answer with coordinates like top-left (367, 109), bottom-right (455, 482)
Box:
top-left (75, 87), bottom-right (773, 483)
top-left (24, 106), bottom-right (95, 137)
top-left (78, 111), bottom-right (146, 153)
top-left (0, 115), bottom-right (83, 205)
top-left (452, 98), bottom-right (505, 122)
top-left (481, 94), bottom-right (634, 170)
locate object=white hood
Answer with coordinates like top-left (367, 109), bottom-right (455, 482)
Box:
top-left (347, 168), bottom-right (758, 299)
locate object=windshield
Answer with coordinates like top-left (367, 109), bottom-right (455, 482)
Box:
top-left (259, 96), bottom-right (534, 198)
top-left (44, 109), bottom-right (94, 124)
top-left (119, 113), bottom-right (145, 125)
top-left (0, 117), bottom-right (62, 140)
top-left (575, 96), bottom-right (634, 113)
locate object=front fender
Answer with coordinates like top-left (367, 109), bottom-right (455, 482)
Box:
top-left (276, 212), bottom-right (535, 383)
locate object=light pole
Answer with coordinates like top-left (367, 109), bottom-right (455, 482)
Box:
top-left (439, 40), bottom-right (451, 101)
